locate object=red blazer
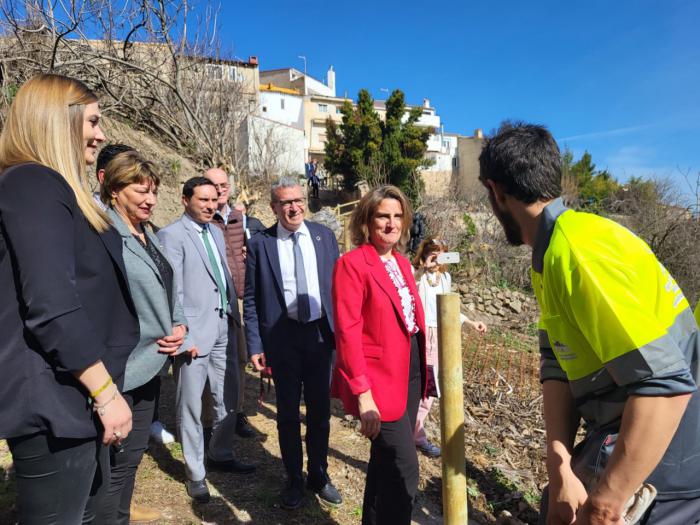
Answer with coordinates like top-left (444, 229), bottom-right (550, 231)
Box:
top-left (331, 243), bottom-right (427, 422)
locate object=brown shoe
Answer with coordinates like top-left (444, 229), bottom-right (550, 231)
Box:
top-left (129, 503), bottom-right (162, 524)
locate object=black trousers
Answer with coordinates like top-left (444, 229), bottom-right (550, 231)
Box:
top-left (8, 430), bottom-right (109, 524)
top-left (362, 334), bottom-right (422, 525)
top-left (94, 378), bottom-right (157, 525)
top-left (271, 317), bottom-right (333, 487)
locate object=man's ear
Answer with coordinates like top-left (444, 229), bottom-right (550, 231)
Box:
top-left (485, 179), bottom-right (507, 206)
top-left (97, 169), bottom-right (105, 185)
top-left (181, 195), bottom-right (189, 207)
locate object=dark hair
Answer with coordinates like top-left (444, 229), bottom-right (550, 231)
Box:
top-left (479, 121), bottom-right (562, 204)
top-left (182, 176), bottom-right (216, 198)
top-left (96, 143), bottom-right (134, 174)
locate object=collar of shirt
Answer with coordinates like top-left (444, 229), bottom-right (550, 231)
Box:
top-left (276, 221), bottom-right (309, 240)
top-left (532, 197), bottom-right (568, 273)
top-left (185, 214), bottom-right (208, 234)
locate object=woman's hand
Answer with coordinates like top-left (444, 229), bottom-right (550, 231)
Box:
top-left (471, 321), bottom-right (487, 333)
top-left (157, 324), bottom-right (186, 355)
top-left (95, 386), bottom-right (132, 446)
top-left (358, 390), bottom-right (381, 440)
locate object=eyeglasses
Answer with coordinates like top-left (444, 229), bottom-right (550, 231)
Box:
top-left (213, 183), bottom-right (230, 190)
top-left (275, 198), bottom-right (306, 209)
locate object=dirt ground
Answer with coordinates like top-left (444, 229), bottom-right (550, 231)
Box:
top-left (0, 326), bottom-right (545, 524)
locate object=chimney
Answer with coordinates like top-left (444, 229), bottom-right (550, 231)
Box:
top-left (423, 98), bottom-right (430, 108)
top-left (327, 65), bottom-right (336, 97)
top-left (248, 56), bottom-right (258, 65)
top-left (474, 128), bottom-right (484, 139)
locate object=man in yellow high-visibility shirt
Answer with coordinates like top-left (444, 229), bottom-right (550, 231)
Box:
top-left (479, 122), bottom-right (700, 525)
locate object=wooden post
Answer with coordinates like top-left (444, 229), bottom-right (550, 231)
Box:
top-left (343, 216), bottom-right (352, 253)
top-left (437, 293), bottom-right (468, 524)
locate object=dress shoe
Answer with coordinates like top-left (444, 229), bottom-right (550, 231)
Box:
top-left (129, 503), bottom-right (162, 524)
top-left (309, 480), bottom-right (342, 506)
top-left (281, 478), bottom-right (304, 510)
top-left (207, 456), bottom-right (256, 474)
top-left (235, 412), bottom-right (256, 438)
top-left (185, 478), bottom-right (210, 504)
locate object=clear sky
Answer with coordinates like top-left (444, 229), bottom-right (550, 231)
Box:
top-left (217, 0), bottom-right (699, 194)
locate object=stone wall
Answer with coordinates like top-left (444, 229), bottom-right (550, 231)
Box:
top-left (455, 281), bottom-right (539, 328)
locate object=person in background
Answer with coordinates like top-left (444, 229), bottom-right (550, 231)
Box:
top-left (234, 201), bottom-right (266, 239)
top-left (205, 167), bottom-right (255, 438)
top-left (332, 185), bottom-right (427, 525)
top-left (411, 238), bottom-right (487, 458)
top-left (94, 143), bottom-right (134, 209)
top-left (480, 122), bottom-right (700, 525)
top-left (93, 151), bottom-right (194, 524)
top-left (244, 177), bottom-right (341, 509)
top-left (158, 177), bottom-right (255, 504)
top-left (0, 73), bottom-right (139, 523)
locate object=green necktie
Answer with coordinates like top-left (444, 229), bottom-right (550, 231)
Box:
top-left (201, 226), bottom-right (227, 312)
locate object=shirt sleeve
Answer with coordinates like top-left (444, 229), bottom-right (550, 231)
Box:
top-left (566, 259), bottom-right (695, 396)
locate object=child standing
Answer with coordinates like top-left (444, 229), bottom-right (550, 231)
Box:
top-left (413, 238), bottom-right (486, 457)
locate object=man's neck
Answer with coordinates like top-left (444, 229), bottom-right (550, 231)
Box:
top-left (518, 199), bottom-right (554, 248)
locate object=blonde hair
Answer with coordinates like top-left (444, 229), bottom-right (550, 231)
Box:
top-left (101, 150), bottom-right (160, 205)
top-left (0, 74), bottom-right (110, 231)
top-left (349, 185), bottom-right (413, 252)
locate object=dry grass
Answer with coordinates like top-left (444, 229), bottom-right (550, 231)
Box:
top-left (0, 327), bottom-right (544, 524)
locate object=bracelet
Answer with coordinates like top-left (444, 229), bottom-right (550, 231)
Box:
top-left (92, 387), bottom-right (118, 416)
top-left (90, 376), bottom-right (113, 399)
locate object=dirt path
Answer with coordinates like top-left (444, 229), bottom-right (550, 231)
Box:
top-left (132, 368), bottom-right (448, 524)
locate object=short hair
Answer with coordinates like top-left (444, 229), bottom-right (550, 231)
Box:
top-left (349, 185), bottom-right (413, 252)
top-left (100, 151), bottom-right (160, 205)
top-left (96, 143), bottom-right (134, 174)
top-left (182, 176), bottom-right (216, 199)
top-left (479, 121), bottom-right (562, 204)
top-left (270, 176), bottom-right (302, 202)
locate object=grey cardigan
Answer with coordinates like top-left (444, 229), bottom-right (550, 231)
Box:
top-left (108, 208), bottom-right (192, 391)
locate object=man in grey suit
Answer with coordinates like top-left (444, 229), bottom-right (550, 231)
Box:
top-left (158, 177), bottom-right (255, 504)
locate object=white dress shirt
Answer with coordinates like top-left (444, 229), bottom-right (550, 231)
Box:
top-left (276, 222), bottom-right (322, 321)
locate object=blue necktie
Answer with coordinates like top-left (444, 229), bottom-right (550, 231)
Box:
top-left (293, 232), bottom-right (311, 323)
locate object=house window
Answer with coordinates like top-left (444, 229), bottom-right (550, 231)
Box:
top-left (281, 98), bottom-right (285, 110)
top-left (335, 106), bottom-right (342, 114)
top-left (318, 104), bottom-right (328, 113)
top-left (318, 133), bottom-right (327, 144)
top-left (262, 106), bottom-right (267, 112)
top-left (452, 157), bottom-right (459, 168)
top-left (205, 64), bottom-right (223, 80)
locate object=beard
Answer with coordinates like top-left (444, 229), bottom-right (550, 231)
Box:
top-left (487, 190), bottom-right (524, 246)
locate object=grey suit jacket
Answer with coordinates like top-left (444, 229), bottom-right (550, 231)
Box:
top-left (108, 208), bottom-right (192, 391)
top-left (157, 214), bottom-right (240, 357)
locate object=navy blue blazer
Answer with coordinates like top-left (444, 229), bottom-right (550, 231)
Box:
top-left (243, 220), bottom-right (339, 365)
top-left (0, 164), bottom-right (139, 440)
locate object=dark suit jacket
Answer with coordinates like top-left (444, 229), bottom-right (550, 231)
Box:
top-left (0, 163), bottom-right (139, 440)
top-left (246, 215), bottom-right (266, 237)
top-left (244, 220), bottom-right (339, 365)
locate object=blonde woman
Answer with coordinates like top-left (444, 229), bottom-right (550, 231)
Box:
top-left (412, 238), bottom-right (486, 457)
top-left (0, 74), bottom-right (139, 523)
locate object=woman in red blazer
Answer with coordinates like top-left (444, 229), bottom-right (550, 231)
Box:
top-left (332, 185), bottom-right (427, 525)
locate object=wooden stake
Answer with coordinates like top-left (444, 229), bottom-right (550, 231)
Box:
top-left (437, 293), bottom-right (468, 524)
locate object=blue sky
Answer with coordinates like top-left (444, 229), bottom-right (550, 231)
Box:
top-left (217, 0), bottom-right (699, 194)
